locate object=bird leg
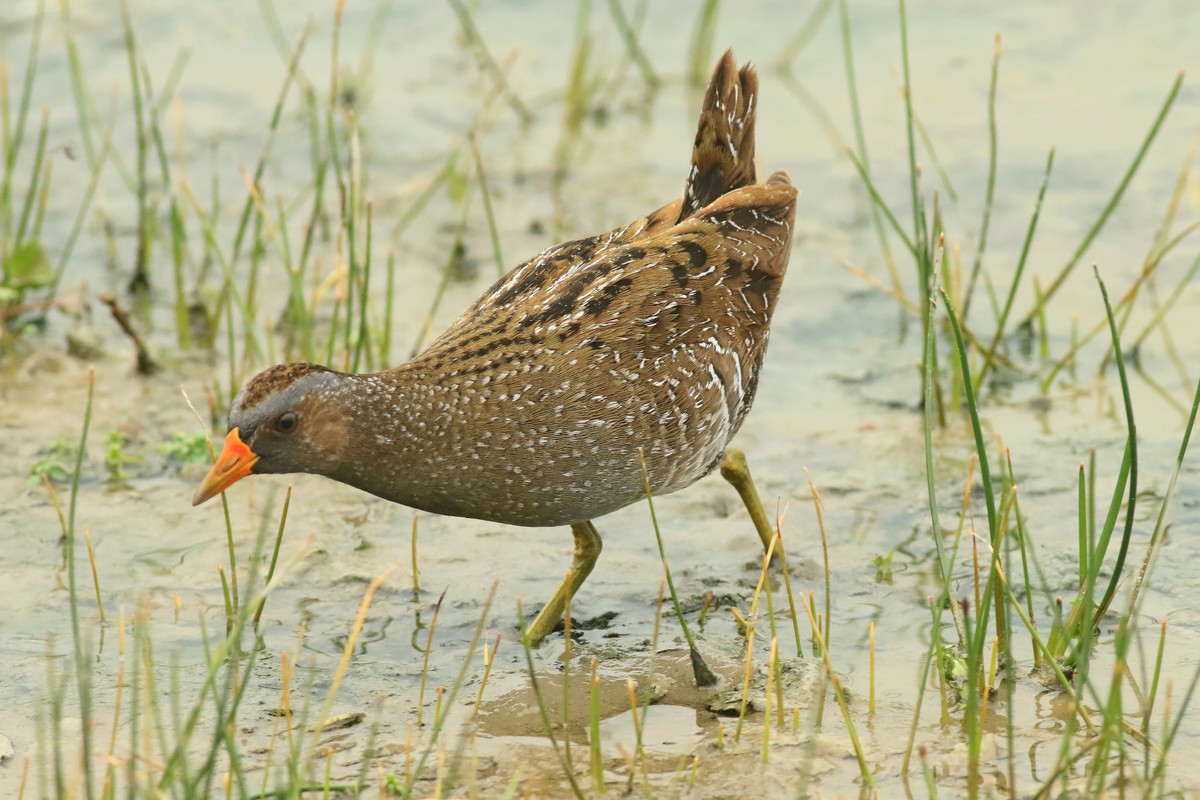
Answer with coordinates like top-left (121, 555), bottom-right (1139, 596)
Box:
top-left (524, 520), bottom-right (604, 647)
top-left (720, 448), bottom-right (779, 556)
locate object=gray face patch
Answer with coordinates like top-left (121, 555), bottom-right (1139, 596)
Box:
top-left (229, 366), bottom-right (340, 435)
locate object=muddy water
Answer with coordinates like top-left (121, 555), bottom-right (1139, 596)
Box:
top-left (3, 1), bottom-right (1200, 797)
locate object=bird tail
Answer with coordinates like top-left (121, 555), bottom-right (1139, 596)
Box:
top-left (678, 49), bottom-right (758, 222)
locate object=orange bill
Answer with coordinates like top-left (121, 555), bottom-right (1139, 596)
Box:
top-left (192, 427), bottom-right (259, 506)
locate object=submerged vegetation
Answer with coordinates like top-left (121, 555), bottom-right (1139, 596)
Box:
top-left (2, 0), bottom-right (1199, 798)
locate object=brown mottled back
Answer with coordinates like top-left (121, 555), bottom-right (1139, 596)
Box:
top-left (357, 53), bottom-right (797, 527)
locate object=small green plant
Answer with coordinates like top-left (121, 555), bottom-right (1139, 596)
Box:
top-left (937, 641), bottom-right (969, 705)
top-left (157, 431), bottom-right (209, 464)
top-left (103, 430), bottom-right (140, 481)
top-left (28, 456), bottom-right (69, 485)
top-left (2, 240), bottom-right (53, 305)
top-left (872, 550), bottom-right (896, 583)
top-left (27, 436), bottom-right (75, 485)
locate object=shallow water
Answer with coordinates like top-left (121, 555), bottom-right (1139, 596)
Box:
top-left (2, 1), bottom-right (1200, 797)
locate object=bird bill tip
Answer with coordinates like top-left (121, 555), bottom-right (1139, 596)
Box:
top-left (192, 427), bottom-right (259, 506)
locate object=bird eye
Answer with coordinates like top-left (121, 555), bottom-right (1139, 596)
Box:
top-left (276, 412), bottom-right (299, 433)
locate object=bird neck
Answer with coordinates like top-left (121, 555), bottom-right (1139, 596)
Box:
top-left (327, 366), bottom-right (475, 517)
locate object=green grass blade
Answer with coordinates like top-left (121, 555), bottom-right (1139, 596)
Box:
top-left (1091, 267), bottom-right (1137, 621)
top-left (65, 368), bottom-right (96, 800)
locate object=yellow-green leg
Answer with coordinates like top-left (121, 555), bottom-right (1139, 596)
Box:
top-left (524, 521), bottom-right (603, 647)
top-left (720, 447), bottom-right (778, 554)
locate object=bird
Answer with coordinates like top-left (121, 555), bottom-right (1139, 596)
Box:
top-left (193, 50), bottom-right (798, 647)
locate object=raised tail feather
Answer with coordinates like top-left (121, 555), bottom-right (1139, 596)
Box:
top-left (679, 49), bottom-right (758, 222)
